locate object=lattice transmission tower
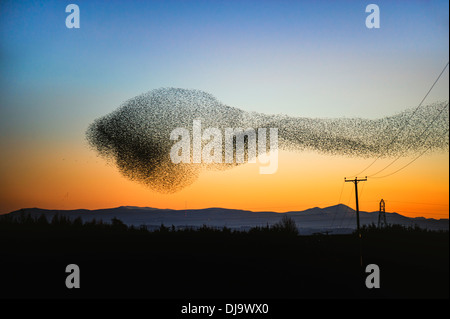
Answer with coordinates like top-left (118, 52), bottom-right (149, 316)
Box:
top-left (378, 199), bottom-right (387, 228)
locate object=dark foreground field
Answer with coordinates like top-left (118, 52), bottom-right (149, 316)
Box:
top-left (0, 214), bottom-right (448, 300)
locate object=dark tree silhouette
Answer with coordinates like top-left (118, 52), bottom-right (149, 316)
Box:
top-left (273, 215), bottom-right (299, 236)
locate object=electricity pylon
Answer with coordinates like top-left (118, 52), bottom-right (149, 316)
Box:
top-left (378, 199), bottom-right (387, 228)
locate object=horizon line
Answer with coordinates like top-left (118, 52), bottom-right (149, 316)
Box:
top-left (3, 204), bottom-right (449, 220)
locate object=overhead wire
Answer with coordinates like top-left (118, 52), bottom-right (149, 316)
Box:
top-left (367, 102), bottom-right (449, 178)
top-left (369, 127), bottom-right (449, 179)
top-left (350, 61), bottom-right (449, 178)
top-left (338, 184), bottom-right (354, 228)
top-left (329, 180), bottom-right (346, 228)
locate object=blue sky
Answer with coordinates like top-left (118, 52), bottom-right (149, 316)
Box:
top-left (0, 0), bottom-right (448, 144)
top-left (0, 1), bottom-right (448, 216)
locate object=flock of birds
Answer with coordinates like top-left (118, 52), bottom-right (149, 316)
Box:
top-left (86, 88), bottom-right (449, 192)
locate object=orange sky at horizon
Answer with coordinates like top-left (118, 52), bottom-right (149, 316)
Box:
top-left (0, 136), bottom-right (448, 220)
top-left (1, 0), bottom-right (449, 222)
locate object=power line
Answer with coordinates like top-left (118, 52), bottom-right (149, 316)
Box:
top-left (391, 210), bottom-right (449, 218)
top-left (329, 180), bottom-right (345, 228)
top-left (367, 102), bottom-right (449, 177)
top-left (338, 185), bottom-right (354, 228)
top-left (370, 128), bottom-right (449, 179)
top-left (384, 200), bottom-right (449, 207)
top-left (351, 61), bottom-right (449, 177)
top-left (334, 199), bottom-right (449, 217)
top-left (351, 198), bottom-right (449, 217)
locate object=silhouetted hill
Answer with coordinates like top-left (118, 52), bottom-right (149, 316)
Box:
top-left (6, 204), bottom-right (448, 234)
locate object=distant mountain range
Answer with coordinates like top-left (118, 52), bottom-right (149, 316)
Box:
top-left (6, 204), bottom-right (448, 235)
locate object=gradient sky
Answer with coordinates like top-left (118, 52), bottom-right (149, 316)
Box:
top-left (0, 0), bottom-right (448, 219)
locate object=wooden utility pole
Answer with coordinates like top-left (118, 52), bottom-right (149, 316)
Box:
top-left (344, 177), bottom-right (367, 235)
top-left (344, 176), bottom-right (367, 266)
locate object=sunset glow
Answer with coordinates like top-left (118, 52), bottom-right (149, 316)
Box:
top-left (0, 0), bottom-right (448, 220)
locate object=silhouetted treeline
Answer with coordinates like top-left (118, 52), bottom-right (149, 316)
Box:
top-left (1, 211), bottom-right (448, 299)
top-left (358, 222), bottom-right (449, 235)
top-left (1, 212), bottom-right (445, 236)
top-left (0, 212), bottom-right (128, 232)
top-left (0, 212), bottom-right (303, 236)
